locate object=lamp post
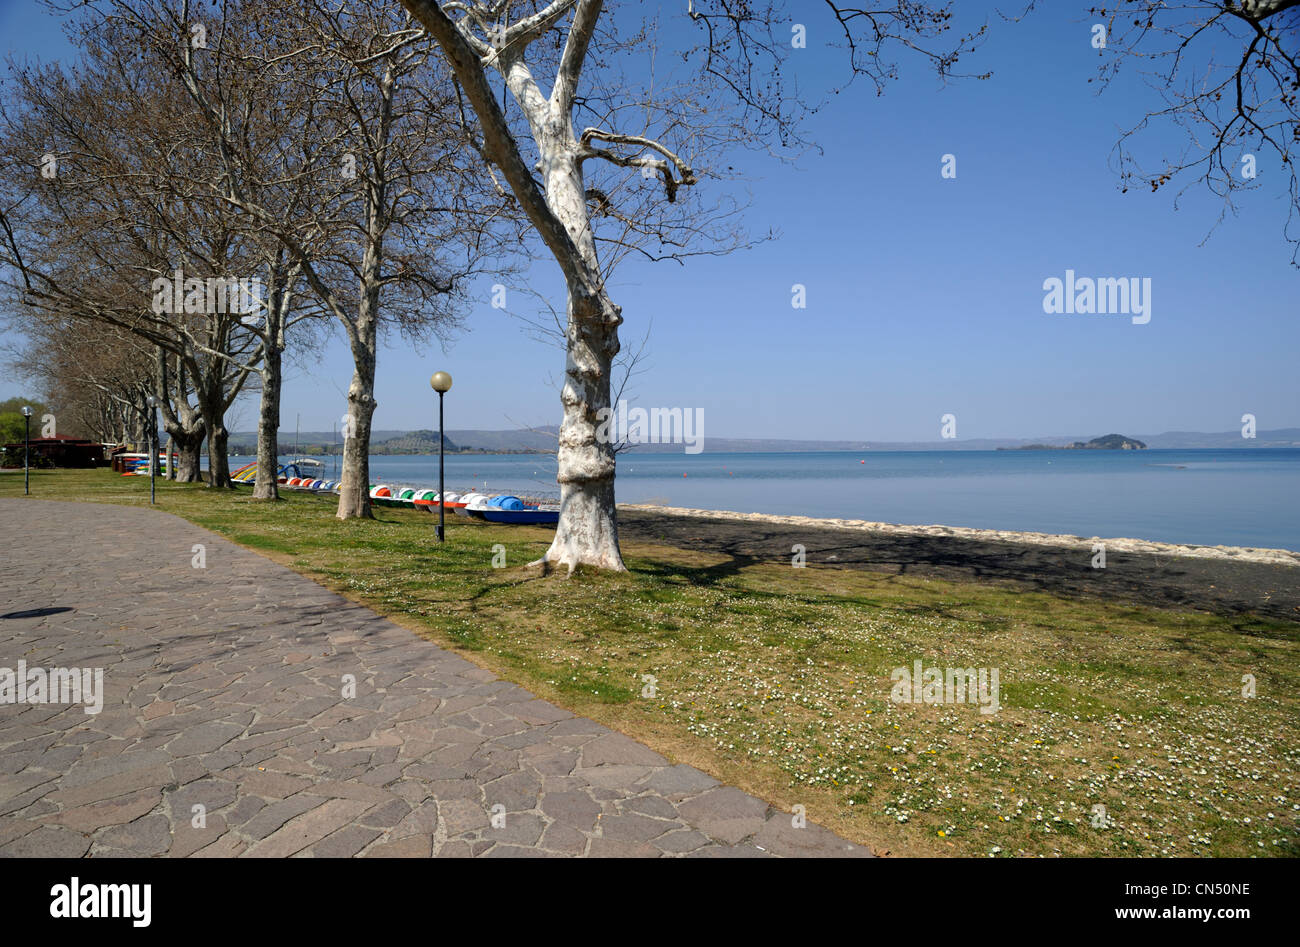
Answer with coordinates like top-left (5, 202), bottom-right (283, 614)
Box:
top-left (20, 406), bottom-right (32, 495)
top-left (430, 371), bottom-right (453, 542)
top-left (145, 395), bottom-right (158, 505)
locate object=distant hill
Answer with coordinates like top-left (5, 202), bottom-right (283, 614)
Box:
top-left (374, 430), bottom-right (459, 453)
top-left (367, 428), bottom-right (553, 454)
top-left (226, 425), bottom-right (1300, 455)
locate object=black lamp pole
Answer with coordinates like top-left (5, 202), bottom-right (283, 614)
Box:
top-left (430, 371), bottom-right (453, 543)
top-left (22, 407), bottom-right (31, 495)
top-left (437, 391), bottom-right (446, 542)
top-left (146, 396), bottom-right (158, 504)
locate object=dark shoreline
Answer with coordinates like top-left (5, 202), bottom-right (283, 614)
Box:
top-left (618, 508), bottom-right (1300, 623)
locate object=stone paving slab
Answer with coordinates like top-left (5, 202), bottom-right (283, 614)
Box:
top-left (0, 498), bottom-right (868, 857)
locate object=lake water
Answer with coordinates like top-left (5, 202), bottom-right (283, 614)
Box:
top-left (229, 448), bottom-right (1300, 551)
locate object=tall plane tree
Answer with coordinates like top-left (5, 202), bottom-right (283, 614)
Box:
top-left (397, 0), bottom-right (986, 571)
top-left (137, 0), bottom-right (512, 517)
top-left (72, 0), bottom-right (329, 497)
top-left (0, 13), bottom-right (268, 486)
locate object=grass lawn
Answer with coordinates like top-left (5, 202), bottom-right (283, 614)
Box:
top-left (3, 467), bottom-right (1297, 857)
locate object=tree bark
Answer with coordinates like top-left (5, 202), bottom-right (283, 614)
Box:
top-left (206, 421), bottom-right (233, 488)
top-left (534, 116), bottom-right (625, 571)
top-left (542, 306), bottom-right (624, 571)
top-left (155, 347), bottom-right (206, 482)
top-left (336, 310), bottom-right (378, 519)
top-left (253, 341), bottom-right (282, 500)
top-left (166, 424), bottom-right (205, 482)
top-left (336, 365), bottom-right (376, 519)
top-left (333, 67), bottom-right (389, 522)
top-left (195, 380), bottom-right (235, 489)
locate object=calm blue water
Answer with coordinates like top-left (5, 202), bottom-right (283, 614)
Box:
top-left (229, 449), bottom-right (1300, 550)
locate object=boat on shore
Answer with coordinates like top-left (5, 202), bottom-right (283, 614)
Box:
top-left (414, 490), bottom-right (466, 512)
top-left (339, 483), bottom-right (560, 524)
top-left (231, 458), bottom-right (337, 492)
top-left (282, 459), bottom-right (325, 486)
top-left (120, 453), bottom-right (177, 476)
top-left (464, 493), bottom-right (559, 525)
top-left (454, 493), bottom-right (488, 515)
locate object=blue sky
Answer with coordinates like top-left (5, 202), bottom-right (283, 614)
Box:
top-left (2, 0), bottom-right (1296, 441)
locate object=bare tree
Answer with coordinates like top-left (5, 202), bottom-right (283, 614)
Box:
top-left (1068, 1), bottom-right (1299, 262)
top-left (0, 16), bottom-right (270, 487)
top-left (6, 310), bottom-right (158, 448)
top-left (397, 0), bottom-right (986, 571)
top-left (124, 0), bottom-right (514, 517)
top-left (60, 0), bottom-right (336, 497)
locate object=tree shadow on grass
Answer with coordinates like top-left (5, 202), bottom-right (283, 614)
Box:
top-left (619, 510), bottom-right (1300, 628)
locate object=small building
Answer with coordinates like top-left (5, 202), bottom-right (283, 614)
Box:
top-left (2, 435), bottom-right (106, 468)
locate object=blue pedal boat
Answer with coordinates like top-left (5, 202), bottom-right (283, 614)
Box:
top-left (466, 494), bottom-right (559, 525)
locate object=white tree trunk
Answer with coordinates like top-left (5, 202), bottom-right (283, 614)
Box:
top-left (336, 374), bottom-right (375, 519)
top-left (336, 311), bottom-right (378, 520)
top-left (535, 125), bottom-right (625, 572)
top-left (399, 0), bottom-right (629, 571)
